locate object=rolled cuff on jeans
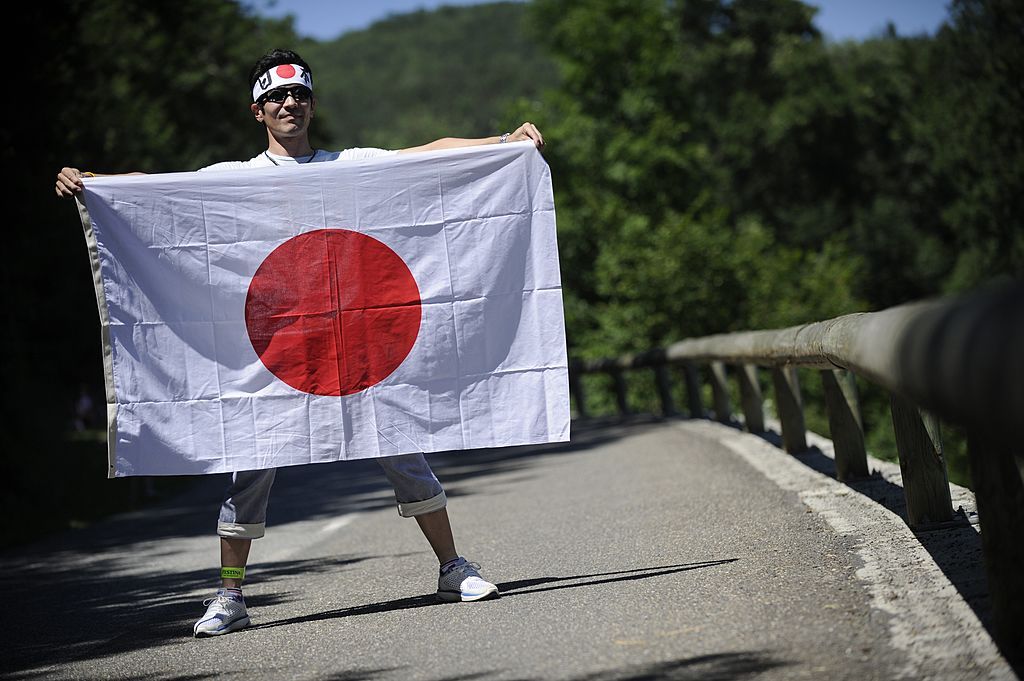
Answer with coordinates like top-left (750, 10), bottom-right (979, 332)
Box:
top-left (217, 521), bottom-right (266, 539)
top-left (397, 490), bottom-right (447, 518)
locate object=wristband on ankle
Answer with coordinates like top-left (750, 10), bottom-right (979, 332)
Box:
top-left (220, 567), bottom-right (245, 581)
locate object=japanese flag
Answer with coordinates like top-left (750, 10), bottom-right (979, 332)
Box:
top-left (76, 142), bottom-right (569, 477)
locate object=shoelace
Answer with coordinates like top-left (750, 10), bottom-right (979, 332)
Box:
top-left (448, 561), bottom-right (483, 577)
top-left (202, 594), bottom-right (242, 608)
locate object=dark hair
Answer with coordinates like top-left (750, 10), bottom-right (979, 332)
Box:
top-left (248, 49), bottom-right (313, 92)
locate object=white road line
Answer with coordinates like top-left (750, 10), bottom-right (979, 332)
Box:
top-left (320, 513), bottom-right (357, 533)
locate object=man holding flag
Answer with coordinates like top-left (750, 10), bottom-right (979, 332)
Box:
top-left (56, 48), bottom-right (549, 638)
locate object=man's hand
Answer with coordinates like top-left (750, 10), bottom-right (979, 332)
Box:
top-left (508, 122), bottom-right (544, 149)
top-left (397, 123), bottom-right (547, 155)
top-left (55, 168), bottom-right (145, 197)
top-left (55, 167), bottom-right (87, 199)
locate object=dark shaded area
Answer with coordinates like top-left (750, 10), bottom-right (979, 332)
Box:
top-left (556, 651), bottom-right (788, 681)
top-left (0, 436), bottom-right (199, 550)
top-left (0, 552), bottom-right (374, 676)
top-left (964, 429), bottom-right (1024, 669)
top-left (5, 674), bottom-right (224, 681)
top-left (893, 280), bottom-right (1024, 447)
top-left (253, 651), bottom-right (787, 681)
top-left (424, 651), bottom-right (789, 681)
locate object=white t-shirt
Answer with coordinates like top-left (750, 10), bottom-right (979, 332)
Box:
top-left (198, 147), bottom-right (398, 171)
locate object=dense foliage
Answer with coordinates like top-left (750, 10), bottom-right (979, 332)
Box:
top-left (515, 0), bottom-right (1022, 360)
top-left (302, 2), bottom-right (559, 149)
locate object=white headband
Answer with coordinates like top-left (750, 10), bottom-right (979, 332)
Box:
top-left (252, 63), bottom-right (313, 102)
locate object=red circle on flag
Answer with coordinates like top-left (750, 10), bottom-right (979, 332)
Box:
top-left (276, 64), bottom-right (297, 78)
top-left (245, 229), bottom-right (422, 396)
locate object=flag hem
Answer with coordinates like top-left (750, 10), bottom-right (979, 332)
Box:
top-left (76, 196), bottom-right (119, 479)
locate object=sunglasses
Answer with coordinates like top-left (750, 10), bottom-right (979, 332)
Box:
top-left (260, 86), bottom-right (312, 104)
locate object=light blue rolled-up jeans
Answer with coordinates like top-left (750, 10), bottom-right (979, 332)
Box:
top-left (216, 453), bottom-right (447, 539)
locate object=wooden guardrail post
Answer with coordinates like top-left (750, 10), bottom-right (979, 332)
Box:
top-left (682, 361), bottom-right (704, 418)
top-left (611, 369), bottom-right (630, 416)
top-left (736, 363), bottom-right (765, 433)
top-left (889, 395), bottom-right (953, 527)
top-left (709, 361), bottom-right (732, 424)
top-left (771, 366), bottom-right (807, 453)
top-left (654, 364), bottom-right (677, 417)
top-left (966, 431), bottom-right (1024, 664)
top-left (569, 369), bottom-right (588, 420)
top-left (820, 369), bottom-right (869, 481)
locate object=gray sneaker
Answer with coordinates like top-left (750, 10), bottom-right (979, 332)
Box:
top-left (437, 558), bottom-right (499, 602)
top-left (193, 589), bottom-right (250, 637)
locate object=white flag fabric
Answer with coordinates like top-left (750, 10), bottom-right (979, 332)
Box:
top-left (76, 142), bottom-right (569, 478)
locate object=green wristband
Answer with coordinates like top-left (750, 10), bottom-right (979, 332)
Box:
top-left (220, 566), bottom-right (245, 581)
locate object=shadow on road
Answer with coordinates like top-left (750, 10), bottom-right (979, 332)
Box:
top-left (314, 651), bottom-right (788, 681)
top-left (249, 559), bottom-right (738, 633)
top-left (562, 651), bottom-right (789, 681)
top-left (0, 553), bottom-right (381, 677)
top-left (495, 559), bottom-right (738, 597)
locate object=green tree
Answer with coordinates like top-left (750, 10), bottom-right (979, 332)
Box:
top-left (519, 0), bottom-right (867, 359)
top-left (924, 0), bottom-right (1024, 291)
top-left (302, 2), bottom-right (559, 150)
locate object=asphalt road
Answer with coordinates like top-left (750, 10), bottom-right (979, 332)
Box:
top-left (0, 418), bottom-right (1016, 680)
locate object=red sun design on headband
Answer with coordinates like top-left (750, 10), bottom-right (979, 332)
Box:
top-left (276, 64), bottom-right (297, 79)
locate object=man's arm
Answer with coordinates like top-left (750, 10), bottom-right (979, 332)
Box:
top-left (398, 122), bottom-right (544, 154)
top-left (55, 167), bottom-right (145, 199)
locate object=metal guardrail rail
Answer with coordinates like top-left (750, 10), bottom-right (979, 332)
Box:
top-left (569, 281), bottom-right (1023, 663)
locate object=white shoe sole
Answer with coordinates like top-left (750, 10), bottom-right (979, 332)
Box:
top-left (193, 615), bottom-right (251, 638)
top-left (437, 587), bottom-right (499, 603)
